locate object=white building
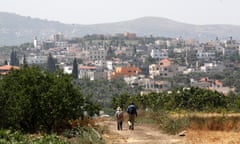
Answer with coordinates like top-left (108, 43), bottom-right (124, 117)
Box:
top-left (63, 66), bottom-right (73, 74)
top-left (200, 62), bottom-right (225, 73)
top-left (24, 54), bottom-right (47, 65)
top-left (196, 50), bottom-right (215, 60)
top-left (106, 61), bottom-right (113, 70)
top-left (150, 48), bottom-right (168, 59)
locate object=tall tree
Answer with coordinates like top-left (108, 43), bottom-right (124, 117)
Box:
top-left (47, 53), bottom-right (56, 73)
top-left (10, 49), bottom-right (19, 66)
top-left (4, 60), bottom-right (8, 65)
top-left (22, 54), bottom-right (28, 68)
top-left (72, 58), bottom-right (78, 79)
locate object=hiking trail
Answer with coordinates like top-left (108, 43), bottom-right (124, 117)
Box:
top-left (98, 118), bottom-right (185, 144)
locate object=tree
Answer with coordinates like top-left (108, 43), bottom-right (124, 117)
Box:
top-left (22, 54), bottom-right (28, 68)
top-left (4, 60), bottom-right (8, 65)
top-left (72, 58), bottom-right (78, 79)
top-left (0, 66), bottom-right (96, 133)
top-left (47, 53), bottom-right (56, 73)
top-left (10, 49), bottom-right (19, 66)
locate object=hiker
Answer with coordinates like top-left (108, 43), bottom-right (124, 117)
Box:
top-left (127, 102), bottom-right (137, 130)
top-left (115, 106), bottom-right (124, 130)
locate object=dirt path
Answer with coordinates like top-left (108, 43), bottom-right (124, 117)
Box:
top-left (98, 118), bottom-right (185, 144)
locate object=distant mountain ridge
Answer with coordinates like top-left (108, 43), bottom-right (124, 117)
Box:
top-left (1, 12), bottom-right (240, 46)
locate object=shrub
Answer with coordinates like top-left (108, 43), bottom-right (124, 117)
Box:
top-left (0, 129), bottom-right (69, 144)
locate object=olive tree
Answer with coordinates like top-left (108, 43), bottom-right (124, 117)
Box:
top-left (0, 66), bottom-right (88, 133)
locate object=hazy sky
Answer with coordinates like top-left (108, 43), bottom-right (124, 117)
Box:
top-left (0, 0), bottom-right (239, 25)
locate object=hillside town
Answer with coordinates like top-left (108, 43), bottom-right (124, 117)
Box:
top-left (0, 32), bottom-right (239, 95)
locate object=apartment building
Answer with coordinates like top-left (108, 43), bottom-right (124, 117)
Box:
top-left (23, 54), bottom-right (47, 65)
top-left (150, 48), bottom-right (168, 59)
top-left (149, 58), bottom-right (178, 78)
top-left (196, 50), bottom-right (215, 60)
top-left (89, 48), bottom-right (106, 61)
top-left (79, 65), bottom-right (107, 80)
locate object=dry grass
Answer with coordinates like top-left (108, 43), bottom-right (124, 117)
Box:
top-left (185, 130), bottom-right (240, 144)
top-left (68, 117), bottom-right (96, 128)
top-left (141, 111), bottom-right (240, 143)
top-left (182, 113), bottom-right (240, 144)
top-left (188, 115), bottom-right (240, 131)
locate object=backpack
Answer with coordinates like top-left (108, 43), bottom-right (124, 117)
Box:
top-left (116, 111), bottom-right (123, 119)
top-left (128, 106), bottom-right (135, 114)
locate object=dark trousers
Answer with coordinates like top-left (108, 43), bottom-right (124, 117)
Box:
top-left (128, 114), bottom-right (135, 130)
top-left (117, 120), bottom-right (123, 130)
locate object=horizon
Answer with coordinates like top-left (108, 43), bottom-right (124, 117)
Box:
top-left (0, 0), bottom-right (239, 25)
top-left (1, 11), bottom-right (240, 27)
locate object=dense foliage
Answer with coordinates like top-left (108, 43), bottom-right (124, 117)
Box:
top-left (112, 87), bottom-right (240, 112)
top-left (0, 66), bottom-right (100, 133)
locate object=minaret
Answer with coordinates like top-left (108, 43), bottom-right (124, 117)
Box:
top-left (33, 36), bottom-right (38, 48)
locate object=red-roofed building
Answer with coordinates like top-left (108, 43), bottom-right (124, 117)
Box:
top-left (159, 58), bottom-right (171, 66)
top-left (111, 66), bottom-right (142, 79)
top-left (0, 65), bottom-right (20, 75)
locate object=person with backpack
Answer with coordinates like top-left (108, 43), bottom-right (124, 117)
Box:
top-left (115, 106), bottom-right (124, 130)
top-left (127, 102), bottom-right (137, 130)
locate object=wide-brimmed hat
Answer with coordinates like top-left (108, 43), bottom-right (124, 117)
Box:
top-left (117, 107), bottom-right (121, 111)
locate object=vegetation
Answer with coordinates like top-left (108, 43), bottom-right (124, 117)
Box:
top-left (10, 49), bottom-right (19, 66)
top-left (0, 66), bottom-right (100, 133)
top-left (0, 126), bottom-right (105, 144)
top-left (111, 86), bottom-right (240, 135)
top-left (47, 53), bottom-right (56, 73)
top-left (112, 87), bottom-right (232, 112)
top-left (72, 58), bottom-right (78, 79)
top-left (0, 129), bottom-right (69, 144)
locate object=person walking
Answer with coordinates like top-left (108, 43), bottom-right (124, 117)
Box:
top-left (127, 102), bottom-right (137, 130)
top-left (115, 106), bottom-right (124, 130)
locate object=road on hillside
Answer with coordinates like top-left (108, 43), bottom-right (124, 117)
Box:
top-left (98, 118), bottom-right (185, 144)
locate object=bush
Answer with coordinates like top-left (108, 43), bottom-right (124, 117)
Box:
top-left (0, 129), bottom-right (69, 144)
